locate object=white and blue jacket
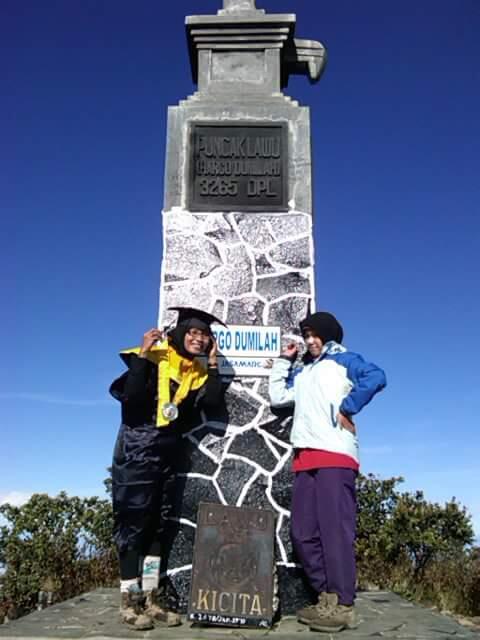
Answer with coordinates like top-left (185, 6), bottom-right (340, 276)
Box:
top-left (268, 341), bottom-right (386, 465)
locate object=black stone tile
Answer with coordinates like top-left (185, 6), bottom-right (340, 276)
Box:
top-left (199, 433), bottom-right (231, 463)
top-left (176, 439), bottom-right (218, 476)
top-left (241, 476), bottom-right (275, 513)
top-left (166, 568), bottom-right (192, 613)
top-left (163, 523), bottom-right (196, 572)
top-left (277, 565), bottom-right (316, 615)
top-left (259, 415), bottom-right (293, 444)
top-left (215, 457), bottom-right (255, 505)
top-left (270, 455), bottom-right (294, 511)
top-left (225, 388), bottom-right (261, 426)
top-left (277, 514), bottom-right (294, 562)
top-left (180, 476), bottom-right (223, 522)
top-left (187, 423), bottom-right (227, 444)
top-left (257, 428), bottom-right (290, 459)
top-left (228, 428), bottom-right (278, 472)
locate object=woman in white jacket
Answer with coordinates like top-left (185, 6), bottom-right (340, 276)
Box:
top-left (269, 311), bottom-right (386, 633)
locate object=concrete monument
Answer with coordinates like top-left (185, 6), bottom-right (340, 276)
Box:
top-left (157, 0), bottom-right (326, 615)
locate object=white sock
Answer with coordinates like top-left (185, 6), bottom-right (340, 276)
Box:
top-left (120, 578), bottom-right (139, 593)
top-left (142, 555), bottom-right (161, 592)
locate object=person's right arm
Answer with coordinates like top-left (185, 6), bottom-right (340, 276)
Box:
top-left (110, 328), bottom-right (160, 403)
top-left (268, 343), bottom-right (297, 408)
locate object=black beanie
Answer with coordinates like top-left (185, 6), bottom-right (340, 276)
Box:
top-left (299, 311), bottom-right (344, 344)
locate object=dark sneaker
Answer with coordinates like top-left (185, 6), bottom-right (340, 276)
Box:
top-left (119, 588), bottom-right (154, 630)
top-left (145, 589), bottom-right (181, 627)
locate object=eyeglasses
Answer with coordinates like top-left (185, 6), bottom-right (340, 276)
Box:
top-left (186, 328), bottom-right (210, 340)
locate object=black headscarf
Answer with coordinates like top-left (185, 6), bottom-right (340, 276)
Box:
top-left (168, 318), bottom-right (211, 360)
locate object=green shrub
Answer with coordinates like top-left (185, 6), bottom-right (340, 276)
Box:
top-left (0, 492), bottom-right (117, 619)
top-left (356, 474), bottom-right (478, 616)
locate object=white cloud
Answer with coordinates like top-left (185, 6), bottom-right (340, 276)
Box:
top-left (0, 491), bottom-right (32, 507)
top-left (0, 392), bottom-right (111, 407)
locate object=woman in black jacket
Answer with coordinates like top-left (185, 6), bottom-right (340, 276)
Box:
top-left (110, 307), bottom-right (225, 629)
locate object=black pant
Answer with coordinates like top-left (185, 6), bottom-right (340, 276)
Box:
top-left (112, 423), bottom-right (180, 578)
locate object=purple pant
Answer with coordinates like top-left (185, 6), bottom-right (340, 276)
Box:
top-left (290, 468), bottom-right (357, 606)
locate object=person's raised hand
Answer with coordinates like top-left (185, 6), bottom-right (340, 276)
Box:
top-left (281, 342), bottom-right (298, 362)
top-left (207, 335), bottom-right (218, 366)
top-left (139, 328), bottom-right (164, 357)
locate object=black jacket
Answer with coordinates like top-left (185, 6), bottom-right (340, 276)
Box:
top-left (110, 353), bottom-right (224, 433)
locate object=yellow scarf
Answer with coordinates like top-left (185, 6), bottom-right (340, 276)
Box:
top-left (120, 340), bottom-right (208, 427)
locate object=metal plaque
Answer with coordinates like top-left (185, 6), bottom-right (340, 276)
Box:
top-left (188, 502), bottom-right (275, 627)
top-left (189, 122), bottom-right (288, 212)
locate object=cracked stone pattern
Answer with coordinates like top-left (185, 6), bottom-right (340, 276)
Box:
top-left (165, 234), bottom-right (221, 280)
top-left (211, 299), bottom-right (225, 319)
top-left (212, 244), bottom-right (254, 298)
top-left (268, 295), bottom-right (310, 334)
top-left (233, 214), bottom-right (277, 250)
top-left (158, 210), bottom-right (316, 614)
top-left (269, 237), bottom-right (311, 269)
top-left (269, 213), bottom-right (310, 239)
top-left (254, 251), bottom-right (277, 275)
top-left (256, 271), bottom-right (311, 302)
top-left (226, 296), bottom-right (265, 324)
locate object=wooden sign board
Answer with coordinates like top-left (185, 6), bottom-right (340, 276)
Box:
top-left (188, 503), bottom-right (275, 627)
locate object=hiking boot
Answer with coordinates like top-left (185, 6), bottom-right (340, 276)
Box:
top-left (145, 589), bottom-right (181, 627)
top-left (297, 592), bottom-right (330, 624)
top-left (309, 593), bottom-right (357, 633)
top-left (120, 587), bottom-right (154, 630)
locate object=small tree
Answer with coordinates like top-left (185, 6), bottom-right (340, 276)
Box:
top-left (383, 491), bottom-right (474, 578)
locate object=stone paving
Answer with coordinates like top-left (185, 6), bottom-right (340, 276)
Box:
top-left (0, 589), bottom-right (479, 640)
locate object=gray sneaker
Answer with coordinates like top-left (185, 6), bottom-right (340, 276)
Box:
top-left (297, 592), bottom-right (331, 624)
top-left (119, 587), bottom-right (154, 631)
top-left (308, 593), bottom-right (357, 633)
top-left (145, 589), bottom-right (181, 627)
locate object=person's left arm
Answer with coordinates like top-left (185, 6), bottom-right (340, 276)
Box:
top-left (339, 354), bottom-right (387, 419)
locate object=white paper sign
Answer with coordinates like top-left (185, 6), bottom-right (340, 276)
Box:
top-left (211, 324), bottom-right (281, 377)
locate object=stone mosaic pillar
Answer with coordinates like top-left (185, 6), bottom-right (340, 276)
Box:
top-left (157, 0), bottom-right (327, 614)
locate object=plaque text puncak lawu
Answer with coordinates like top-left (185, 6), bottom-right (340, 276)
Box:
top-left (189, 123), bottom-right (288, 211)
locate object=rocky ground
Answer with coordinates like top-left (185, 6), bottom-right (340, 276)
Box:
top-left (0, 588), bottom-right (479, 639)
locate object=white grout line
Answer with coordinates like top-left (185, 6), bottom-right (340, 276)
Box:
top-left (275, 514), bottom-right (288, 564)
top-left (235, 469), bottom-right (261, 507)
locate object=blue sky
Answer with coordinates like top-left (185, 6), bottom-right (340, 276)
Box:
top-left (3, 1), bottom-right (480, 536)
